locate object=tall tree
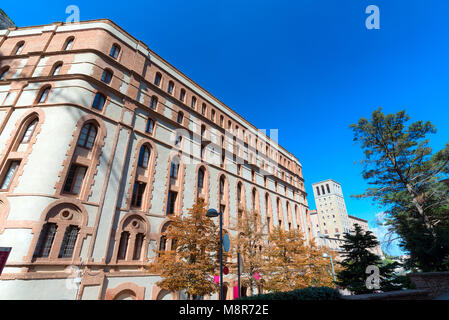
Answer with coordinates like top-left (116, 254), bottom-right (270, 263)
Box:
top-left (350, 108), bottom-right (449, 271)
top-left (232, 209), bottom-right (265, 296)
top-left (147, 198), bottom-right (221, 298)
top-left (336, 224), bottom-right (402, 294)
top-left (262, 227), bottom-right (334, 292)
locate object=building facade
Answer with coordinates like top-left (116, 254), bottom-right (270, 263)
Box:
top-left (0, 10), bottom-right (14, 30)
top-left (310, 179), bottom-right (383, 257)
top-left (0, 19), bottom-right (310, 300)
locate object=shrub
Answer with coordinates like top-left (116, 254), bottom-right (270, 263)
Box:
top-left (238, 286), bottom-right (341, 300)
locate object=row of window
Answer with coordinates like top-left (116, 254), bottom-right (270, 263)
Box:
top-left (6, 34), bottom-right (301, 176)
top-left (3, 39), bottom-right (301, 188)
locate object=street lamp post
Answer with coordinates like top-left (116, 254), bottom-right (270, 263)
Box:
top-left (206, 208), bottom-right (223, 301)
top-left (322, 252), bottom-right (336, 283)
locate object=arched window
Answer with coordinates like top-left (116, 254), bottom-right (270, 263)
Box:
top-left (63, 37), bottom-right (74, 50)
top-left (252, 188), bottom-right (258, 211)
top-left (277, 198), bottom-right (283, 228)
top-left (129, 142), bottom-right (156, 211)
top-left (198, 167), bottom-right (205, 194)
top-left (218, 175), bottom-right (229, 225)
top-left (170, 159), bottom-right (180, 179)
top-left (0, 161), bottom-right (20, 190)
top-left (101, 69), bottom-right (113, 84)
top-left (159, 222), bottom-right (175, 256)
top-left (219, 176), bottom-right (226, 201)
top-left (220, 115), bottom-right (224, 127)
top-left (33, 204), bottom-right (86, 260)
top-left (20, 119), bottom-right (38, 144)
top-left (138, 145), bottom-right (151, 168)
top-left (92, 92), bottom-right (106, 110)
top-left (177, 111), bottom-right (184, 124)
top-left (116, 215), bottom-right (148, 261)
top-left (196, 166), bottom-right (208, 201)
top-left (154, 72), bottom-right (162, 86)
top-left (51, 62), bottom-right (63, 76)
top-left (201, 124), bottom-right (206, 138)
top-left (265, 193), bottom-right (272, 233)
top-left (77, 123), bottom-right (97, 149)
top-left (211, 109), bottom-right (216, 122)
top-left (150, 96), bottom-right (158, 110)
top-left (191, 96), bottom-right (197, 109)
top-left (167, 81), bottom-right (174, 94)
top-left (180, 88), bottom-right (186, 102)
top-left (237, 182), bottom-right (244, 205)
top-left (0, 112), bottom-right (43, 191)
top-left (0, 67), bottom-right (9, 81)
top-left (12, 41), bottom-right (24, 55)
top-left (110, 44), bottom-right (120, 59)
top-left (36, 86), bottom-right (51, 104)
top-left (201, 103), bottom-right (206, 115)
top-left (145, 118), bottom-right (155, 134)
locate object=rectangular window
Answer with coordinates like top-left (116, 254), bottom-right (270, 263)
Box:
top-left (33, 223), bottom-right (57, 258)
top-left (131, 182), bottom-right (146, 208)
top-left (133, 233), bottom-right (144, 260)
top-left (109, 45), bottom-right (120, 59)
top-left (58, 225), bottom-right (80, 258)
top-left (63, 164), bottom-right (87, 195)
top-left (167, 191), bottom-right (177, 214)
top-left (92, 93), bottom-right (106, 111)
top-left (117, 231), bottom-right (129, 260)
top-left (170, 162), bottom-right (179, 179)
top-left (146, 118), bottom-right (155, 134)
top-left (1, 161), bottom-right (20, 190)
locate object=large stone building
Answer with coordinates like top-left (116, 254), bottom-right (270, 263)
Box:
top-left (0, 9), bottom-right (14, 30)
top-left (0, 19), bottom-right (310, 299)
top-left (310, 179), bottom-right (383, 257)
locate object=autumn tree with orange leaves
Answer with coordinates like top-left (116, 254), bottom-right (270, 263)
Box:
top-left (262, 226), bottom-right (336, 292)
top-left (147, 198), bottom-right (224, 298)
top-left (231, 209), bottom-right (266, 296)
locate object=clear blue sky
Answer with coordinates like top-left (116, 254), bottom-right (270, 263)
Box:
top-left (3, 1), bottom-right (449, 255)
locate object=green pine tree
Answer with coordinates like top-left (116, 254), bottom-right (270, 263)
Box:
top-left (350, 108), bottom-right (449, 271)
top-left (336, 224), bottom-right (404, 295)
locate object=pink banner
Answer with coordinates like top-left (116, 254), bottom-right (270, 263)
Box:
top-left (214, 275), bottom-right (219, 283)
top-left (233, 286), bottom-right (239, 299)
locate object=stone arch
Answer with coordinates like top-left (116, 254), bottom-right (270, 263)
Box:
top-left (105, 282), bottom-right (145, 300)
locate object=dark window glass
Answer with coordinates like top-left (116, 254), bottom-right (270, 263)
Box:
top-left (110, 44), bottom-right (120, 59)
top-left (38, 87), bottom-right (50, 103)
top-left (0, 67), bottom-right (9, 80)
top-left (58, 225), bottom-right (80, 258)
top-left (117, 231), bottom-right (129, 260)
top-left (167, 191), bottom-right (177, 214)
top-left (101, 69), bottom-right (113, 84)
top-left (1, 161), bottom-right (20, 190)
top-left (154, 73), bottom-right (162, 86)
top-left (92, 93), bottom-right (106, 110)
top-left (150, 96), bottom-right (158, 109)
top-left (131, 182), bottom-right (146, 208)
top-left (145, 118), bottom-right (155, 134)
top-left (33, 223), bottom-right (57, 258)
top-left (138, 146), bottom-right (151, 168)
top-left (133, 233), bottom-right (144, 260)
